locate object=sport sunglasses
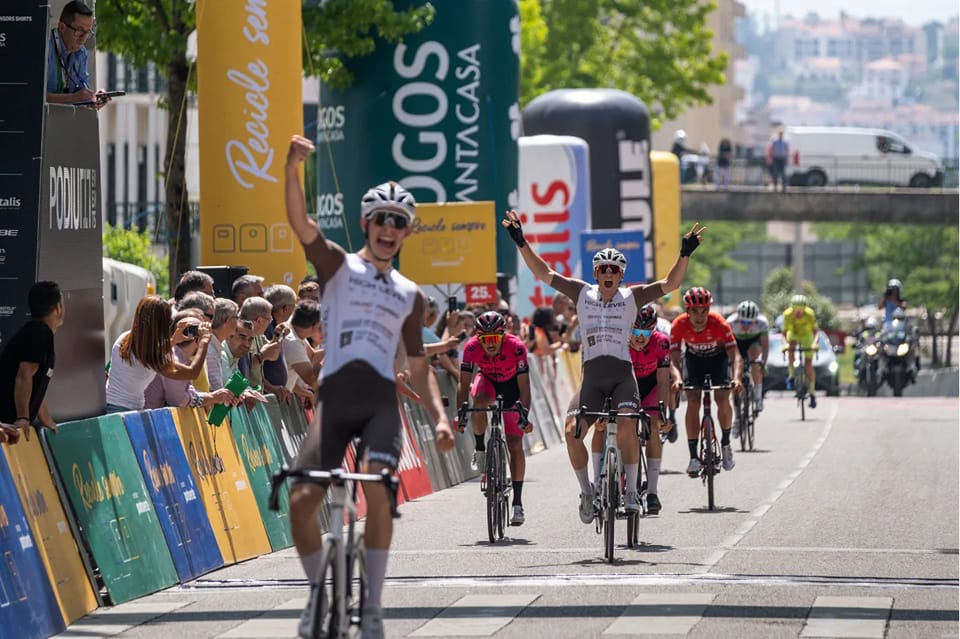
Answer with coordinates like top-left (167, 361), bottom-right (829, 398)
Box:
top-left (370, 210), bottom-right (410, 229)
top-left (631, 328), bottom-right (652, 338)
top-left (596, 264), bottom-right (622, 275)
top-left (477, 333), bottom-right (503, 346)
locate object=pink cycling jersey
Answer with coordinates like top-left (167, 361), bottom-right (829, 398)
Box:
top-left (630, 331), bottom-right (671, 378)
top-left (460, 333), bottom-right (529, 381)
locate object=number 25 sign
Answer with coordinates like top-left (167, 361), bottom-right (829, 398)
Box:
top-left (465, 283), bottom-right (498, 305)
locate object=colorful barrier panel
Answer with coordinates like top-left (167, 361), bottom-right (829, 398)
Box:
top-left (0, 450), bottom-right (65, 639)
top-left (394, 399), bottom-right (433, 503)
top-left (264, 398), bottom-right (307, 466)
top-left (2, 435), bottom-right (98, 625)
top-left (171, 408), bottom-right (271, 564)
top-left (123, 411), bottom-right (224, 582)
top-left (227, 407), bottom-right (292, 551)
top-left (44, 416), bottom-right (178, 605)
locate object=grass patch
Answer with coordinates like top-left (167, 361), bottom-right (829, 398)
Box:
top-left (836, 346), bottom-right (857, 386)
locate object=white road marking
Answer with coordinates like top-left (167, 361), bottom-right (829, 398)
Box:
top-left (603, 593), bottom-right (715, 635)
top-left (801, 595), bottom-right (893, 638)
top-left (215, 597), bottom-right (305, 638)
top-left (409, 593), bottom-right (539, 637)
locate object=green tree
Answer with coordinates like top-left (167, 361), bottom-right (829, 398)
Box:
top-left (95, 1), bottom-right (434, 286)
top-left (813, 222), bottom-right (958, 366)
top-left (760, 266), bottom-right (839, 330)
top-left (681, 221), bottom-right (768, 297)
top-left (519, 0), bottom-right (728, 127)
top-left (102, 225), bottom-right (170, 296)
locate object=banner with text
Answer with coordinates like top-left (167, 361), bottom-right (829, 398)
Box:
top-left (400, 201), bottom-right (497, 285)
top-left (316, 0), bottom-right (519, 274)
top-left (579, 229), bottom-right (647, 286)
top-left (516, 135), bottom-right (591, 319)
top-left (197, 0), bottom-right (304, 287)
top-left (0, 4), bottom-right (46, 352)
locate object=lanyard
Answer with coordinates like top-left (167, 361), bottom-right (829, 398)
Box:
top-left (52, 29), bottom-right (86, 92)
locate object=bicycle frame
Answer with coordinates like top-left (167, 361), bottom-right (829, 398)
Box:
top-left (683, 374), bottom-right (730, 511)
top-left (783, 345), bottom-right (817, 421)
top-left (269, 466), bottom-right (399, 639)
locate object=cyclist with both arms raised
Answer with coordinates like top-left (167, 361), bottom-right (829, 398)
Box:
top-left (503, 209), bottom-right (704, 522)
top-left (456, 311), bottom-right (533, 526)
top-left (726, 300), bottom-right (769, 414)
top-left (670, 287), bottom-right (743, 477)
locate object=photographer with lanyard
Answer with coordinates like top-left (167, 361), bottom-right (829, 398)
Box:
top-left (503, 210), bottom-right (704, 522)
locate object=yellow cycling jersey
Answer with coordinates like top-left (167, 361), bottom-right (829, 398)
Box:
top-left (782, 306), bottom-right (817, 336)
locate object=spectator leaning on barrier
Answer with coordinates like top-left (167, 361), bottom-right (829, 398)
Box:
top-left (232, 274), bottom-right (264, 307)
top-left (206, 298), bottom-right (238, 391)
top-left (105, 296), bottom-right (211, 413)
top-left (238, 296), bottom-right (282, 391)
top-left (143, 311), bottom-right (238, 411)
top-left (176, 291), bottom-right (216, 391)
top-left (221, 316), bottom-right (268, 411)
top-left (0, 281), bottom-right (64, 444)
top-left (283, 300), bottom-right (323, 400)
top-left (262, 284), bottom-right (297, 392)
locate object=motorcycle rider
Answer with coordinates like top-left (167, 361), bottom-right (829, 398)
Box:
top-left (877, 278), bottom-right (908, 330)
top-left (853, 316), bottom-right (881, 375)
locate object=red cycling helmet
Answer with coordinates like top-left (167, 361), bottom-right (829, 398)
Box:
top-left (683, 287), bottom-right (713, 308)
top-left (634, 304), bottom-right (658, 329)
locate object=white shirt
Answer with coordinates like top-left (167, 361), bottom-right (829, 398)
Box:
top-left (105, 331), bottom-right (158, 410)
top-left (205, 333), bottom-right (224, 390)
top-left (319, 253), bottom-right (419, 382)
top-left (576, 285), bottom-right (637, 364)
top-left (282, 333), bottom-right (311, 390)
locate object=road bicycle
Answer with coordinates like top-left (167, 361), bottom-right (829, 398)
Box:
top-left (458, 396), bottom-right (527, 544)
top-left (735, 368), bottom-right (757, 451)
top-left (269, 464), bottom-right (399, 639)
top-left (784, 345), bottom-right (818, 421)
top-left (683, 375), bottom-right (732, 511)
top-left (575, 403), bottom-right (644, 563)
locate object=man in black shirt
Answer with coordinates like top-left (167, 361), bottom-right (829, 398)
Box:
top-left (0, 281), bottom-right (64, 443)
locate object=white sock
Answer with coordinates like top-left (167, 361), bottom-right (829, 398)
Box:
top-left (575, 467), bottom-right (592, 494)
top-left (647, 458), bottom-right (661, 495)
top-left (755, 381), bottom-right (763, 399)
top-left (591, 452), bottom-right (602, 485)
top-left (299, 549), bottom-right (323, 584)
top-left (364, 548), bottom-right (389, 611)
top-left (625, 463), bottom-right (639, 496)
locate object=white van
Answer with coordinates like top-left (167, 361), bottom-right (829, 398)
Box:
top-left (784, 126), bottom-right (943, 188)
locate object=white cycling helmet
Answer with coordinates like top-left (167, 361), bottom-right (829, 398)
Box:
top-left (674, 129), bottom-right (687, 142)
top-left (887, 278), bottom-right (902, 290)
top-left (592, 248), bottom-right (627, 271)
top-left (738, 300), bottom-right (760, 320)
top-left (360, 181), bottom-right (416, 222)
top-left (790, 294), bottom-right (808, 307)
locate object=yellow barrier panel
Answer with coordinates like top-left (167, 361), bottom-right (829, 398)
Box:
top-left (559, 349), bottom-right (583, 390)
top-left (2, 436), bottom-right (97, 624)
top-left (171, 408), bottom-right (271, 564)
top-left (651, 151), bottom-right (681, 307)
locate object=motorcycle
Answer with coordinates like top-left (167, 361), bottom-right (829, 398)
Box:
top-left (855, 331), bottom-right (883, 396)
top-left (880, 320), bottom-right (918, 397)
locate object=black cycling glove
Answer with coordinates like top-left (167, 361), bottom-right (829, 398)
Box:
top-left (505, 219), bottom-right (527, 248)
top-left (680, 232), bottom-right (701, 257)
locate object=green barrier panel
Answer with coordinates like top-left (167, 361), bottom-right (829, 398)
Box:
top-left (44, 416), bottom-right (178, 604)
top-left (266, 397), bottom-right (308, 465)
top-left (227, 408), bottom-right (292, 550)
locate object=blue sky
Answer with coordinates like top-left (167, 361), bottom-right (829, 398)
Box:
top-left (741, 0), bottom-right (956, 28)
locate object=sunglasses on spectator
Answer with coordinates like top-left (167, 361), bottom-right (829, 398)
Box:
top-left (370, 211), bottom-right (410, 229)
top-left (631, 328), bottom-right (652, 338)
top-left (477, 333), bottom-right (503, 346)
top-left (596, 264), bottom-right (622, 275)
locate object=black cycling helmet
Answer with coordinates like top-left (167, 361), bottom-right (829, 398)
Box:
top-left (635, 304), bottom-right (658, 329)
top-left (475, 311), bottom-right (506, 334)
top-left (683, 287), bottom-right (713, 308)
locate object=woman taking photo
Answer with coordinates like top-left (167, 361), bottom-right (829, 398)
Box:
top-left (106, 296), bottom-right (212, 413)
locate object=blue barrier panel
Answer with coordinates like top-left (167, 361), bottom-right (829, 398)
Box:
top-left (123, 411), bottom-right (224, 582)
top-left (0, 450), bottom-right (65, 638)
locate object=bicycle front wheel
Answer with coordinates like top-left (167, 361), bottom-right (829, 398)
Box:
top-left (701, 417), bottom-right (716, 511)
top-left (745, 385), bottom-right (756, 451)
top-left (311, 541), bottom-right (339, 639)
top-left (604, 453), bottom-right (618, 563)
top-left (494, 436), bottom-right (509, 539)
top-left (346, 535), bottom-right (366, 629)
top-left (735, 391), bottom-right (747, 452)
top-left (485, 441), bottom-right (498, 544)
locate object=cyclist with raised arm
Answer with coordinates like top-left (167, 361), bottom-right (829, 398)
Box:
top-left (503, 210), bottom-right (703, 522)
top-left (726, 300), bottom-right (770, 413)
top-left (670, 287), bottom-right (743, 476)
top-left (284, 135), bottom-right (454, 639)
top-left (782, 294), bottom-right (819, 409)
top-left (455, 311), bottom-right (533, 526)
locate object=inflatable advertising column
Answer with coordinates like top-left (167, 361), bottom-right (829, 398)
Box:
top-left (315, 0), bottom-right (520, 276)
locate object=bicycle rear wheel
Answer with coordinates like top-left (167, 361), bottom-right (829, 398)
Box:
top-left (485, 441), bottom-right (498, 544)
top-left (494, 436), bottom-right (509, 539)
top-left (736, 390), bottom-right (747, 452)
top-left (745, 385), bottom-right (756, 451)
top-left (604, 453), bottom-right (618, 563)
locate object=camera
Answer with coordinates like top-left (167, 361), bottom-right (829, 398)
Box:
top-left (183, 324), bottom-right (199, 337)
top-left (885, 287), bottom-right (894, 296)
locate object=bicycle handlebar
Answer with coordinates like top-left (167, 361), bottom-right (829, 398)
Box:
top-left (269, 466), bottom-right (401, 519)
top-left (457, 398), bottom-right (528, 429)
top-left (573, 406), bottom-right (651, 439)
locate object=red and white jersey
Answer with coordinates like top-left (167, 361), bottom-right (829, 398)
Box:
top-left (670, 312), bottom-right (736, 358)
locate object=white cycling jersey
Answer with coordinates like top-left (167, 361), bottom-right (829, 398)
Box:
top-left (319, 252), bottom-right (419, 382)
top-left (726, 312), bottom-right (770, 339)
top-left (576, 285), bottom-right (637, 364)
